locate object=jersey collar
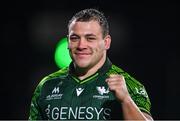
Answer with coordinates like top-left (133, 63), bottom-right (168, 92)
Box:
top-left (68, 57), bottom-right (112, 84)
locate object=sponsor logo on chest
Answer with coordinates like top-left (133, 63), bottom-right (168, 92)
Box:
top-left (46, 87), bottom-right (63, 100)
top-left (45, 104), bottom-right (111, 120)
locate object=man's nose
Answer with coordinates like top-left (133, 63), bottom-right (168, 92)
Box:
top-left (77, 39), bottom-right (87, 49)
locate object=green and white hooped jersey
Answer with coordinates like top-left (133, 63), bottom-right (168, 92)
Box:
top-left (29, 58), bottom-right (151, 120)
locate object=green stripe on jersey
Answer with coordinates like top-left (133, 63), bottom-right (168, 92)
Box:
top-left (71, 73), bottom-right (99, 84)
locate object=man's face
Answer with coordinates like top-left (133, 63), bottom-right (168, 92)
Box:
top-left (68, 20), bottom-right (111, 69)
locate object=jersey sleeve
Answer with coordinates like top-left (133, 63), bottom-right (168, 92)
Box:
top-left (28, 83), bottom-right (43, 120)
top-left (124, 73), bottom-right (152, 115)
top-left (28, 76), bottom-right (49, 120)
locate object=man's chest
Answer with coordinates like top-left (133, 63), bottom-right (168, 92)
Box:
top-left (38, 77), bottom-right (122, 120)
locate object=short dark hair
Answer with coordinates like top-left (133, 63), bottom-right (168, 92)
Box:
top-left (68, 8), bottom-right (109, 38)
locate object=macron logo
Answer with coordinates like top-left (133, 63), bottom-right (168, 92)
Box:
top-left (76, 88), bottom-right (84, 96)
top-left (52, 87), bottom-right (60, 94)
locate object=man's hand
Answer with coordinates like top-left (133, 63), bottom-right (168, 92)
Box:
top-left (106, 74), bottom-right (130, 103)
top-left (106, 74), bottom-right (153, 120)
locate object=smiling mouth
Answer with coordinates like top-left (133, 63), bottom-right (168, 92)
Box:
top-left (76, 53), bottom-right (89, 55)
top-left (75, 52), bottom-right (91, 58)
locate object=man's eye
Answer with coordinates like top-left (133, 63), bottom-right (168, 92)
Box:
top-left (70, 37), bottom-right (79, 41)
top-left (87, 37), bottom-right (96, 41)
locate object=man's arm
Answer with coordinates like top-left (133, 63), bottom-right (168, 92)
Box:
top-left (106, 74), bottom-right (153, 120)
top-left (121, 95), bottom-right (153, 120)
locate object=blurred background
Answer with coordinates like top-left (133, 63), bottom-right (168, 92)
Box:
top-left (1, 0), bottom-right (179, 119)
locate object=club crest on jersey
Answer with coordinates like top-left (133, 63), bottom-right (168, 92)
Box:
top-left (93, 86), bottom-right (110, 99)
top-left (96, 86), bottom-right (109, 95)
top-left (46, 87), bottom-right (63, 100)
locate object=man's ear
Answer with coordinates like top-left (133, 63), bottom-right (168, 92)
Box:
top-left (104, 35), bottom-right (111, 50)
top-left (66, 35), bottom-right (70, 49)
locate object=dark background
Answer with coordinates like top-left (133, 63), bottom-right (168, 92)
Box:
top-left (1, 0), bottom-right (179, 120)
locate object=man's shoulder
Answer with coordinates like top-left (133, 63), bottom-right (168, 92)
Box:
top-left (108, 64), bottom-right (144, 87)
top-left (106, 64), bottom-right (124, 76)
top-left (31, 67), bottom-right (69, 99)
top-left (38, 67), bottom-right (69, 88)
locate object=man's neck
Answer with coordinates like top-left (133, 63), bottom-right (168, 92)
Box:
top-left (74, 56), bottom-right (106, 80)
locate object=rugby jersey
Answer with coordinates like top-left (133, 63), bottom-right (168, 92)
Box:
top-left (29, 58), bottom-right (151, 120)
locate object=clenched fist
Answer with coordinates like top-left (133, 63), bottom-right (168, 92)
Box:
top-left (106, 74), bottom-right (131, 103)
